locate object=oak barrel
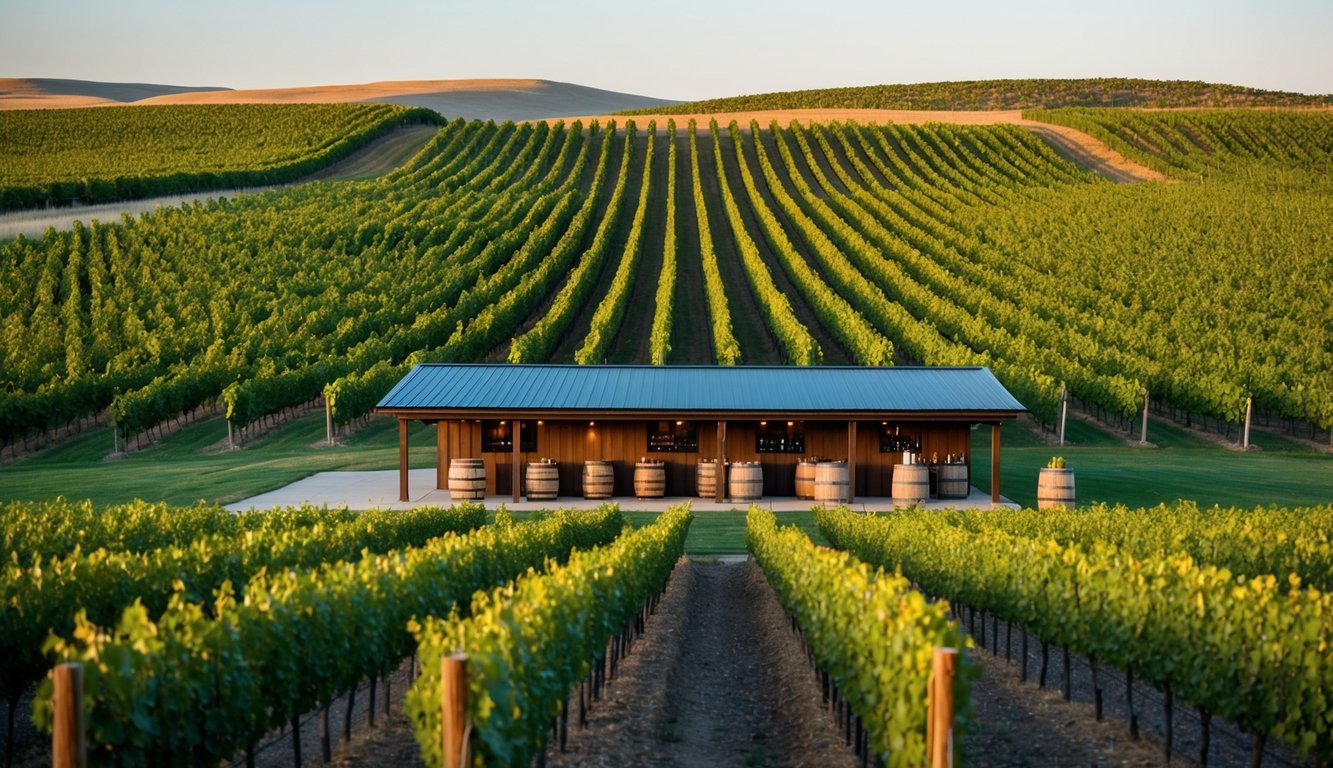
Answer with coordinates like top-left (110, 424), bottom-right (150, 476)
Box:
top-left (813, 461), bottom-right (849, 504)
top-left (697, 461), bottom-right (718, 498)
top-left (891, 463), bottom-right (930, 505)
top-left (729, 462), bottom-right (763, 501)
top-left (526, 462), bottom-right (558, 501)
top-left (937, 464), bottom-right (969, 500)
top-left (447, 458), bottom-right (486, 500)
top-left (634, 461), bottom-right (666, 498)
top-left (794, 461), bottom-right (817, 500)
top-left (1037, 468), bottom-right (1075, 510)
top-left (583, 460), bottom-right (613, 500)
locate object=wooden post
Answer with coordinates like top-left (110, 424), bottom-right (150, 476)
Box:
top-left (926, 647), bottom-right (957, 768)
top-left (53, 662), bottom-right (85, 768)
top-left (990, 423), bottom-right (1001, 504)
top-left (715, 421), bottom-right (726, 503)
top-left (227, 419), bottom-right (235, 451)
top-left (441, 654), bottom-right (470, 768)
top-left (325, 399), bottom-right (334, 446)
top-left (437, 421), bottom-right (450, 490)
top-left (398, 418), bottom-right (410, 502)
top-left (847, 421), bottom-right (857, 503)
top-left (511, 420), bottom-right (521, 504)
top-left (1058, 388), bottom-right (1068, 446)
top-left (1242, 397), bottom-right (1252, 450)
top-left (112, 426), bottom-right (119, 454)
top-left (1140, 389), bottom-right (1149, 444)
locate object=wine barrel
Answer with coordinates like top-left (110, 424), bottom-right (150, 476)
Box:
top-left (526, 462), bottom-right (558, 501)
top-left (697, 461), bottom-right (718, 498)
top-left (937, 464), bottom-right (969, 500)
top-left (1037, 468), bottom-right (1075, 510)
top-left (891, 464), bottom-right (929, 505)
top-left (729, 462), bottom-right (763, 501)
top-left (794, 461), bottom-right (817, 500)
top-left (447, 458), bottom-right (486, 500)
top-left (813, 461), bottom-right (849, 504)
top-left (634, 461), bottom-right (666, 498)
top-left (583, 460), bottom-right (613, 500)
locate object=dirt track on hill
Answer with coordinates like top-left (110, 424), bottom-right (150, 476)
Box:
top-left (543, 108), bottom-right (1166, 183)
top-left (0, 124), bottom-right (438, 240)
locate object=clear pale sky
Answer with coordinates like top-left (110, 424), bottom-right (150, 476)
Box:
top-left (2, 0), bottom-right (1330, 100)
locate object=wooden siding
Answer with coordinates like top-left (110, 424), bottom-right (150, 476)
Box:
top-left (433, 419), bottom-right (973, 499)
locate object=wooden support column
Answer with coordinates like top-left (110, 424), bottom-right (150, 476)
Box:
top-left (990, 423), bottom-right (1001, 505)
top-left (436, 421), bottom-right (449, 490)
top-left (715, 420), bottom-right (727, 503)
top-left (398, 418), bottom-right (410, 502)
top-left (511, 420), bottom-right (521, 503)
top-left (847, 420), bottom-right (857, 503)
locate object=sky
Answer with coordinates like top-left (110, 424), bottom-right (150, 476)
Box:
top-left (2, 0), bottom-right (1330, 101)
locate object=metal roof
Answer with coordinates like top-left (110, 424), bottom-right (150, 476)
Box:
top-left (376, 364), bottom-right (1026, 415)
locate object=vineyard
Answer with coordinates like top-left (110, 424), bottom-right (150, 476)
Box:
top-left (0, 104), bottom-right (441, 210)
top-left (8, 498), bottom-right (1330, 766)
top-left (815, 503), bottom-right (1333, 764)
top-left (2, 108), bottom-right (1329, 458)
top-left (618, 78), bottom-right (1333, 114)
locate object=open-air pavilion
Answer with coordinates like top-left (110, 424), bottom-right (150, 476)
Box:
top-left (373, 364), bottom-right (1027, 508)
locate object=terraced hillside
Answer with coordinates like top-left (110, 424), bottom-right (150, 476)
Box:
top-left (1, 110), bottom-right (1329, 454)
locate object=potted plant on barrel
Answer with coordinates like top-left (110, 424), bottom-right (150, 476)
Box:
top-left (1037, 456), bottom-right (1075, 510)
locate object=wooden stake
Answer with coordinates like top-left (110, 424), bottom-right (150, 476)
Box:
top-left (326, 398), bottom-right (334, 446)
top-left (926, 647), bottom-right (957, 768)
top-left (442, 654), bottom-right (470, 768)
top-left (1140, 389), bottom-right (1149, 444)
top-left (1058, 387), bottom-right (1068, 446)
top-left (52, 663), bottom-right (85, 768)
top-left (1242, 397), bottom-right (1252, 450)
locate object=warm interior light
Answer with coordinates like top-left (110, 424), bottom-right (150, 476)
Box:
top-left (537, 420), bottom-right (544, 426)
top-left (787, 421), bottom-right (794, 427)
top-left (589, 421), bottom-right (595, 427)
top-left (499, 420), bottom-right (506, 425)
top-left (676, 420), bottom-right (683, 426)
top-left (760, 421), bottom-right (768, 426)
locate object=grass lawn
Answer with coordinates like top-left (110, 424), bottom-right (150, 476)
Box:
top-left (621, 509), bottom-right (827, 555)
top-left (972, 422), bottom-right (1333, 509)
top-left (0, 412), bottom-right (438, 507)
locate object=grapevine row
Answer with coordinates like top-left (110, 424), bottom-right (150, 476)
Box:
top-left (816, 506), bottom-right (1333, 761)
top-left (34, 507), bottom-right (625, 766)
top-left (746, 507), bottom-right (971, 767)
top-left (3, 504), bottom-right (486, 713)
top-left (575, 121), bottom-right (657, 364)
top-left (649, 120), bottom-right (678, 364)
top-left (406, 504), bottom-right (691, 767)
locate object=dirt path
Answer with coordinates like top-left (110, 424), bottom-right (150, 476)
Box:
top-left (303, 123), bottom-right (440, 181)
top-left (0, 123), bottom-right (439, 240)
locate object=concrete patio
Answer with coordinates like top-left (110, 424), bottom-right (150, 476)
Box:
top-left (227, 468), bottom-right (1019, 512)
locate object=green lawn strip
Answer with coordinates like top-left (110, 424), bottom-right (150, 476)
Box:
top-left (490, 508), bottom-right (823, 555)
top-left (0, 413), bottom-right (437, 506)
top-left (973, 428), bottom-right (1333, 508)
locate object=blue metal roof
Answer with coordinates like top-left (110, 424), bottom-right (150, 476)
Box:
top-left (376, 364), bottom-right (1026, 414)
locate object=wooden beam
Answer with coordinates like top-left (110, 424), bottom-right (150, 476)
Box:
top-left (715, 420), bottom-right (726, 503)
top-left (847, 420), bottom-right (857, 503)
top-left (445, 421), bottom-right (455, 490)
top-left (399, 418), bottom-right (410, 502)
top-left (990, 423), bottom-right (1001, 505)
top-left (512, 420), bottom-right (521, 504)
